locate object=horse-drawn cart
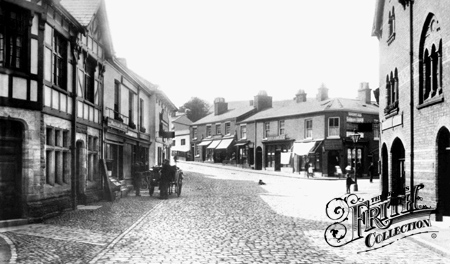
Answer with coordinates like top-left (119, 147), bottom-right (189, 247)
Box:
top-left (145, 165), bottom-right (183, 197)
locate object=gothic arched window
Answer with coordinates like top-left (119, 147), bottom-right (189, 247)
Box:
top-left (419, 14), bottom-right (443, 106)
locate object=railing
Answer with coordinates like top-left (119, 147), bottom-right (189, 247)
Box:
top-left (105, 107), bottom-right (129, 125)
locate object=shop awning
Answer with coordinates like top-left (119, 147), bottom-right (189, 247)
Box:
top-left (206, 140), bottom-right (222, 149)
top-left (234, 141), bottom-right (249, 146)
top-left (293, 142), bottom-right (316, 156)
top-left (310, 141), bottom-right (323, 153)
top-left (198, 140), bottom-right (212, 146)
top-left (216, 138), bottom-right (234, 150)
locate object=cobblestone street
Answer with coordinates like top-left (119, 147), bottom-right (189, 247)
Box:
top-left (1, 163), bottom-right (449, 263)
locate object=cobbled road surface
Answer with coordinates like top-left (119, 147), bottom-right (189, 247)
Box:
top-left (2, 164), bottom-right (449, 264)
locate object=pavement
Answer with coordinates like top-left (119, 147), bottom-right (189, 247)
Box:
top-left (0, 160), bottom-right (448, 263)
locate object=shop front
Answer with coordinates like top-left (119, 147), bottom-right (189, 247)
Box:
top-left (235, 140), bottom-right (252, 168)
top-left (206, 139), bottom-right (222, 162)
top-left (293, 140), bottom-right (323, 176)
top-left (263, 138), bottom-right (294, 172)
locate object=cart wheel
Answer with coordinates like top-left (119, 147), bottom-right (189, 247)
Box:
top-left (149, 186), bottom-right (154, 196)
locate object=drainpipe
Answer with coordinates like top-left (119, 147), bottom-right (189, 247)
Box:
top-left (71, 39), bottom-right (78, 210)
top-left (409, 0), bottom-right (415, 213)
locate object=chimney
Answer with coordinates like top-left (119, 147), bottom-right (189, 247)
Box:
top-left (358, 82), bottom-right (372, 104)
top-left (295, 89), bottom-right (307, 103)
top-left (316, 83), bottom-right (329, 101)
top-left (214, 97), bottom-right (228, 115)
top-left (254, 90), bottom-right (272, 111)
top-left (116, 57), bottom-right (127, 67)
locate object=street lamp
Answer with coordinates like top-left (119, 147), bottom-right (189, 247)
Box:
top-left (350, 129), bottom-right (361, 191)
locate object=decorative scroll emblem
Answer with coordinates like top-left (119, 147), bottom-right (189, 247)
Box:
top-left (324, 184), bottom-right (436, 253)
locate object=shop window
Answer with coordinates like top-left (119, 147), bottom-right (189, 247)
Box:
top-left (46, 127), bottom-right (70, 185)
top-left (0, 3), bottom-right (29, 71)
top-left (87, 135), bottom-right (99, 181)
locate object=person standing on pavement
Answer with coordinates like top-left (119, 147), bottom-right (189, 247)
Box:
top-left (132, 162), bottom-right (142, 196)
top-left (159, 159), bottom-right (173, 199)
top-left (368, 162), bottom-right (374, 183)
top-left (346, 173), bottom-right (355, 194)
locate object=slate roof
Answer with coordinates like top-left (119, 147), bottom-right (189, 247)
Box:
top-left (173, 115), bottom-right (193, 126)
top-left (240, 98), bottom-right (378, 123)
top-left (192, 101), bottom-right (256, 125)
top-left (60, 0), bottom-right (101, 26)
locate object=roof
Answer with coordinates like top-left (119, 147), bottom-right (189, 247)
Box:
top-left (60, 0), bottom-right (115, 57)
top-left (372, 0), bottom-right (385, 38)
top-left (173, 115), bottom-right (193, 126)
top-left (240, 98), bottom-right (378, 123)
top-left (192, 101), bottom-right (256, 125)
top-left (60, 0), bottom-right (101, 26)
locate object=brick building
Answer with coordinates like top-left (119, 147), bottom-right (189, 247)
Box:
top-left (373, 0), bottom-right (450, 220)
top-left (238, 84), bottom-right (379, 177)
top-left (191, 97), bottom-right (260, 164)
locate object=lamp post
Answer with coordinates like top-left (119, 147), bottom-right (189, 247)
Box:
top-left (350, 129), bottom-right (361, 191)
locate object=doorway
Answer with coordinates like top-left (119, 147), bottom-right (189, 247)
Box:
top-left (436, 127), bottom-right (450, 221)
top-left (255, 147), bottom-right (262, 170)
top-left (76, 140), bottom-right (86, 205)
top-left (381, 143), bottom-right (389, 200)
top-left (0, 120), bottom-right (23, 220)
top-left (391, 138), bottom-right (405, 198)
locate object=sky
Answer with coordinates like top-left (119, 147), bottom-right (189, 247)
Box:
top-left (105, 0), bottom-right (379, 108)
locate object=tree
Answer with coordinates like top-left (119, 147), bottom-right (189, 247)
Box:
top-left (178, 97), bottom-right (211, 122)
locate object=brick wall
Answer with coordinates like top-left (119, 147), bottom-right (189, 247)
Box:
top-left (377, 0), bottom-right (450, 208)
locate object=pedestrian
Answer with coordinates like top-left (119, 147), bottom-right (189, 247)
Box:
top-left (307, 163), bottom-right (314, 178)
top-left (368, 162), bottom-right (374, 183)
top-left (132, 162), bottom-right (142, 196)
top-left (173, 154), bottom-right (178, 164)
top-left (346, 173), bottom-right (355, 194)
top-left (335, 165), bottom-right (343, 179)
top-left (159, 159), bottom-right (173, 199)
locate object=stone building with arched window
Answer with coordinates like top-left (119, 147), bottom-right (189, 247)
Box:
top-left (373, 0), bottom-right (450, 221)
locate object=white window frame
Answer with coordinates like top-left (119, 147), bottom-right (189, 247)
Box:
top-left (328, 117), bottom-right (340, 138)
top-left (305, 119), bottom-right (312, 138)
top-left (279, 120), bottom-right (285, 135)
top-left (240, 124), bottom-right (247, 139)
top-left (225, 122), bottom-right (231, 135)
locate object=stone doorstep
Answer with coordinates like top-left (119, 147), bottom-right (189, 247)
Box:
top-left (0, 218), bottom-right (28, 229)
top-left (76, 205), bottom-right (102, 210)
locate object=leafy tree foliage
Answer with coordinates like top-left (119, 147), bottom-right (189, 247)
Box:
top-left (178, 97), bottom-right (211, 122)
